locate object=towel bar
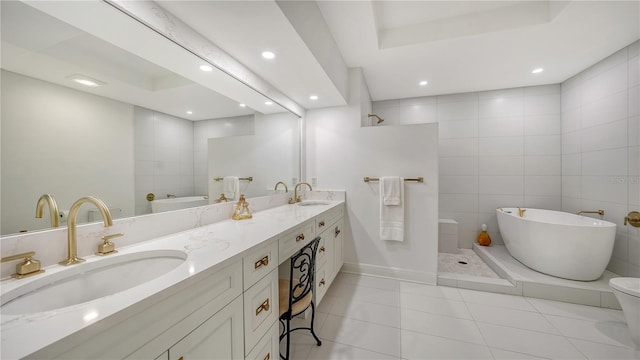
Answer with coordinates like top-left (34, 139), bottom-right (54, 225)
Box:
top-left (213, 177), bottom-right (253, 182)
top-left (363, 177), bottom-right (423, 183)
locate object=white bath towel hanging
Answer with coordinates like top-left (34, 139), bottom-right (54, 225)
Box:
top-left (380, 176), bottom-right (404, 241)
top-left (223, 176), bottom-right (240, 200)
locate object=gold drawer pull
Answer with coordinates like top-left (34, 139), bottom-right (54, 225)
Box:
top-left (295, 234), bottom-right (305, 242)
top-left (318, 220), bottom-right (325, 228)
top-left (319, 246), bottom-right (325, 253)
top-left (319, 278), bottom-right (326, 286)
top-left (263, 353), bottom-right (270, 360)
top-left (178, 357), bottom-right (184, 360)
top-left (334, 227), bottom-right (341, 237)
top-left (254, 255), bottom-right (269, 269)
top-left (256, 298), bottom-right (270, 316)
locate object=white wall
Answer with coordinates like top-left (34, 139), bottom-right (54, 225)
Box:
top-left (1, 70), bottom-right (135, 235)
top-left (373, 85), bottom-right (562, 248)
top-left (561, 40), bottom-right (640, 277)
top-left (306, 70), bottom-right (439, 283)
top-left (134, 107), bottom-right (195, 215)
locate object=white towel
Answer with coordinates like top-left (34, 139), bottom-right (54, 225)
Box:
top-left (380, 176), bottom-right (404, 241)
top-left (223, 176), bottom-right (239, 200)
top-left (381, 176), bottom-right (402, 205)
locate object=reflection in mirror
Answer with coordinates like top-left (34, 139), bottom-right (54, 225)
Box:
top-left (0, 1), bottom-right (299, 235)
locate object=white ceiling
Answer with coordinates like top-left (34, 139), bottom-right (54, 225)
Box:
top-left (159, 0), bottom-right (640, 105)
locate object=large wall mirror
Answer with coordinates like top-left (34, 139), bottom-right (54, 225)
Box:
top-left (1, 1), bottom-right (301, 235)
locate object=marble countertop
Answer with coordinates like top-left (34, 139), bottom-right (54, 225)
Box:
top-left (0, 200), bottom-right (343, 359)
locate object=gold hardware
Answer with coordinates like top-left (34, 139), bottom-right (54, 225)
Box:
top-left (364, 177), bottom-right (424, 183)
top-left (319, 246), bottom-right (325, 253)
top-left (256, 298), bottom-right (270, 316)
top-left (213, 176), bottom-right (253, 182)
top-left (178, 357), bottom-right (183, 360)
top-left (263, 353), bottom-right (270, 360)
top-left (335, 227), bottom-right (341, 237)
top-left (254, 256), bottom-right (269, 269)
top-left (318, 221), bottom-right (325, 228)
top-left (293, 182), bottom-right (313, 203)
top-left (319, 279), bottom-right (326, 286)
top-left (35, 194), bottom-right (60, 228)
top-left (146, 193), bottom-right (155, 201)
top-left (577, 209), bottom-right (605, 216)
top-left (1, 251), bottom-right (45, 279)
top-left (518, 207), bottom-right (526, 217)
top-left (60, 196), bottom-right (113, 266)
top-left (214, 193), bottom-right (228, 203)
top-left (367, 113), bottom-right (384, 124)
top-left (624, 211), bottom-right (640, 227)
top-left (96, 233), bottom-right (123, 256)
top-left (274, 181), bottom-right (288, 193)
top-left (295, 234), bottom-right (305, 242)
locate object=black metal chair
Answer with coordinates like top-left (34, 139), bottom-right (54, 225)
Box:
top-left (278, 236), bottom-right (322, 360)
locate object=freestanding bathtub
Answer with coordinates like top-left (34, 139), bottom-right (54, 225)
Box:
top-left (496, 208), bottom-right (616, 281)
top-left (151, 196), bottom-right (209, 213)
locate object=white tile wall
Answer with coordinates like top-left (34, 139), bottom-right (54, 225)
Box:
top-left (561, 40), bottom-right (640, 277)
top-left (375, 84), bottom-right (561, 249)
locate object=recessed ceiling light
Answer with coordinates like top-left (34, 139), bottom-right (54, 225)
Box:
top-left (262, 51), bottom-right (275, 60)
top-left (239, 103), bottom-right (246, 107)
top-left (186, 111), bottom-right (193, 115)
top-left (532, 67), bottom-right (544, 74)
top-left (265, 101), bottom-right (273, 105)
top-left (419, 80), bottom-right (428, 86)
top-left (309, 95), bottom-right (319, 100)
top-left (200, 65), bottom-right (213, 72)
top-left (67, 74), bottom-right (105, 87)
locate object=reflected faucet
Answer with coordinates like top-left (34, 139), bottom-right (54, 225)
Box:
top-left (518, 207), bottom-right (526, 217)
top-left (292, 182), bottom-right (313, 203)
top-left (60, 196), bottom-right (113, 266)
top-left (274, 181), bottom-right (289, 193)
top-left (35, 194), bottom-right (60, 228)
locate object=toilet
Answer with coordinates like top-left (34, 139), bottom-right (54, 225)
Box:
top-left (610, 277), bottom-right (640, 347)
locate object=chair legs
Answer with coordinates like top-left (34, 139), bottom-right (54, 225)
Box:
top-left (279, 301), bottom-right (322, 360)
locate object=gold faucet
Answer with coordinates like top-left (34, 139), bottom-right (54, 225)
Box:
top-left (291, 182), bottom-right (313, 203)
top-left (35, 194), bottom-right (60, 228)
top-left (274, 181), bottom-right (288, 193)
top-left (60, 196), bottom-right (113, 266)
top-left (1, 251), bottom-right (44, 278)
top-left (214, 193), bottom-right (228, 203)
top-left (518, 207), bottom-right (526, 217)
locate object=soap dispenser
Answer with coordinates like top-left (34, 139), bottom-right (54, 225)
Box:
top-left (232, 194), bottom-right (253, 220)
top-left (477, 224), bottom-right (491, 246)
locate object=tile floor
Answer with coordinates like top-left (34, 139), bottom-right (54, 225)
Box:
top-left (281, 272), bottom-right (640, 359)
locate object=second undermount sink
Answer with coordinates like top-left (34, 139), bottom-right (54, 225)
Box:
top-left (1, 249), bottom-right (187, 315)
top-left (297, 200), bottom-right (331, 207)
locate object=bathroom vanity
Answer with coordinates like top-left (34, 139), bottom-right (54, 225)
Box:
top-left (0, 199), bottom-right (345, 359)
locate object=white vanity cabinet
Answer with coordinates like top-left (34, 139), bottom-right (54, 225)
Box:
top-left (313, 206), bottom-right (344, 305)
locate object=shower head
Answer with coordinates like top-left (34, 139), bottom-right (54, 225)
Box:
top-left (368, 114), bottom-right (384, 124)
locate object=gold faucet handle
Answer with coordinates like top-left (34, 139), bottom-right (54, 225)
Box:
top-left (624, 211), bottom-right (640, 227)
top-left (1, 251), bottom-right (45, 279)
top-left (97, 233), bottom-right (123, 256)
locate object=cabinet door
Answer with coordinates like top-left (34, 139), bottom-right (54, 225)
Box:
top-left (333, 219), bottom-right (344, 280)
top-left (244, 269), bottom-right (278, 355)
top-left (169, 296), bottom-right (244, 360)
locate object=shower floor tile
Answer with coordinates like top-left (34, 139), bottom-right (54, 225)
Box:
top-left (438, 249), bottom-right (500, 279)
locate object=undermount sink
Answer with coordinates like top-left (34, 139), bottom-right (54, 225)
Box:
top-left (1, 249), bottom-right (187, 315)
top-left (297, 200), bottom-right (331, 207)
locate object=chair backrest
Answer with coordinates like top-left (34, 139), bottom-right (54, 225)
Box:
top-left (287, 236), bottom-right (321, 309)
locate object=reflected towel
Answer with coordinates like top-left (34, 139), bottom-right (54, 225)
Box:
top-left (223, 176), bottom-right (239, 200)
top-left (380, 176), bottom-right (404, 241)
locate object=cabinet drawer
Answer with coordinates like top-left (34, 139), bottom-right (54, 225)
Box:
top-left (315, 205), bottom-right (344, 233)
top-left (278, 220), bottom-right (315, 262)
top-left (245, 321), bottom-right (278, 360)
top-left (314, 264), bottom-right (329, 305)
top-left (243, 239), bottom-right (278, 290)
top-left (244, 269), bottom-right (279, 355)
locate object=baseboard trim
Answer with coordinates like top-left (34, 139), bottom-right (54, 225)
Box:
top-left (342, 262), bottom-right (437, 285)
